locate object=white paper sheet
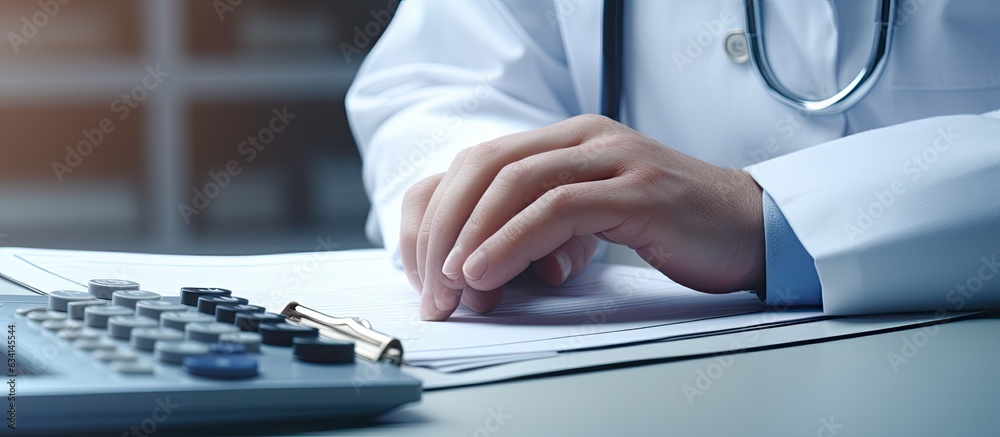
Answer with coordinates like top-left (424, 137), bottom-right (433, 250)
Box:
top-left (0, 247), bottom-right (823, 372)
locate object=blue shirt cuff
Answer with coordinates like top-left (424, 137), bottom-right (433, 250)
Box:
top-left (762, 191), bottom-right (822, 308)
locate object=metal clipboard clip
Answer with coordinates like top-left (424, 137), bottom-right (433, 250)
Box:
top-left (280, 301), bottom-right (403, 366)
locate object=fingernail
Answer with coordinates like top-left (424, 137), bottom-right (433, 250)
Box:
top-left (420, 304), bottom-right (441, 321)
top-left (554, 251), bottom-right (572, 283)
top-left (463, 250), bottom-right (488, 281)
top-left (441, 248), bottom-right (463, 280)
top-left (419, 285), bottom-right (442, 320)
top-left (434, 287), bottom-right (462, 314)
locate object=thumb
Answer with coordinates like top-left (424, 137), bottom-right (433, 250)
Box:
top-left (532, 234), bottom-right (600, 287)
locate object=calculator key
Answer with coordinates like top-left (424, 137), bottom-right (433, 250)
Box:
top-left (160, 311), bottom-right (215, 331)
top-left (48, 290), bottom-right (98, 312)
top-left (235, 312), bottom-right (286, 332)
top-left (59, 329), bottom-right (102, 341)
top-left (293, 338), bottom-right (355, 364)
top-left (131, 328), bottom-right (185, 351)
top-left (182, 354), bottom-right (258, 379)
top-left (180, 287), bottom-right (232, 306)
top-left (15, 306), bottom-right (49, 316)
top-left (135, 300), bottom-right (189, 320)
top-left (27, 310), bottom-right (68, 322)
top-left (84, 305), bottom-right (134, 328)
top-left (88, 279), bottom-right (140, 300)
top-left (67, 300), bottom-right (107, 320)
top-left (110, 361), bottom-right (155, 375)
top-left (41, 319), bottom-right (82, 331)
top-left (111, 290), bottom-right (162, 309)
top-left (209, 343), bottom-right (246, 354)
top-left (218, 332), bottom-right (262, 353)
top-left (260, 323), bottom-right (319, 346)
top-left (155, 341), bottom-right (211, 364)
top-left (93, 350), bottom-right (139, 363)
top-left (75, 338), bottom-right (118, 352)
top-left (197, 296), bottom-right (249, 315)
top-left (108, 316), bottom-right (159, 340)
top-left (215, 304), bottom-right (265, 324)
top-left (185, 322), bottom-right (239, 343)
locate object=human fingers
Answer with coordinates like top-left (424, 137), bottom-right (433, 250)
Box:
top-left (532, 234), bottom-right (600, 287)
top-left (420, 119), bottom-right (602, 320)
top-left (464, 179), bottom-right (632, 291)
top-left (399, 173), bottom-right (444, 293)
top-left (416, 151), bottom-right (469, 287)
top-left (441, 146), bottom-right (613, 286)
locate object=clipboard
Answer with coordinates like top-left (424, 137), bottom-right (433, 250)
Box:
top-left (281, 301), bottom-right (404, 365)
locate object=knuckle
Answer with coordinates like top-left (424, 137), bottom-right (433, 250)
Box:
top-left (497, 220), bottom-right (527, 246)
top-left (427, 206), bottom-right (451, 236)
top-left (628, 167), bottom-right (663, 190)
top-left (537, 185), bottom-right (573, 215)
top-left (404, 173), bottom-right (441, 201)
top-left (574, 113), bottom-right (609, 126)
top-left (468, 140), bottom-right (503, 164)
top-left (495, 160), bottom-right (532, 188)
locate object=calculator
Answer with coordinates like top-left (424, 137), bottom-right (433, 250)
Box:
top-left (2, 280), bottom-right (421, 434)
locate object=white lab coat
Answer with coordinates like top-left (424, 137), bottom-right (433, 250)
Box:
top-left (346, 0), bottom-right (1000, 315)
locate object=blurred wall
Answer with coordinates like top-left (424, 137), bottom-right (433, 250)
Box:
top-left (0, 0), bottom-right (396, 254)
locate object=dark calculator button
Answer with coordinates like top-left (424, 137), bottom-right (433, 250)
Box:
top-left (292, 338), bottom-right (355, 364)
top-left (197, 296), bottom-right (248, 315)
top-left (235, 312), bottom-right (286, 332)
top-left (215, 304), bottom-right (265, 324)
top-left (180, 287), bottom-right (232, 306)
top-left (182, 354), bottom-right (258, 379)
top-left (209, 343), bottom-right (246, 354)
top-left (260, 323), bottom-right (319, 346)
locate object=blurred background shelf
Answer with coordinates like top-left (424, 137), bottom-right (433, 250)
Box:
top-left (0, 0), bottom-right (396, 254)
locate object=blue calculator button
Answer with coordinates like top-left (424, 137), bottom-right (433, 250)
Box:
top-left (182, 354), bottom-right (259, 379)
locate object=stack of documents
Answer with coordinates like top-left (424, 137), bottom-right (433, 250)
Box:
top-left (0, 248), bottom-right (823, 372)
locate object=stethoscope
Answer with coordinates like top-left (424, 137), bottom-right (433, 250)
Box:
top-left (601, 0), bottom-right (896, 120)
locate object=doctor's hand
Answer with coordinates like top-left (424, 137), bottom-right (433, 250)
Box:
top-left (402, 114), bottom-right (766, 321)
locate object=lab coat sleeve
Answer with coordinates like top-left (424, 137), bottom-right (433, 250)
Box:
top-left (747, 111), bottom-right (1000, 315)
top-left (761, 191), bottom-right (822, 308)
top-left (345, 0), bottom-right (576, 259)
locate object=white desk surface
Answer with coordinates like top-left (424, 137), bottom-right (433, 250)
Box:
top-left (3, 278), bottom-right (995, 436)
